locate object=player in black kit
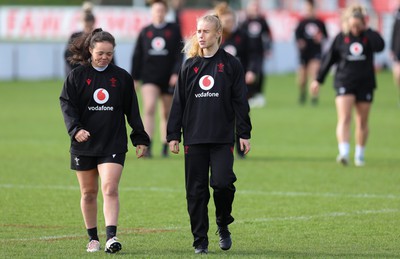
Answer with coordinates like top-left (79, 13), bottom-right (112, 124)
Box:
top-left (60, 28), bottom-right (150, 253)
top-left (240, 0), bottom-right (273, 108)
top-left (295, 0), bottom-right (328, 105)
top-left (131, 0), bottom-right (183, 157)
top-left (310, 4), bottom-right (384, 166)
top-left (167, 14), bottom-right (252, 254)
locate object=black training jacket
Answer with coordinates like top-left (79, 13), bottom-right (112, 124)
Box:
top-left (316, 28), bottom-right (385, 89)
top-left (220, 28), bottom-right (258, 74)
top-left (60, 63), bottom-right (150, 156)
top-left (240, 15), bottom-right (273, 55)
top-left (167, 49), bottom-right (252, 145)
top-left (295, 17), bottom-right (328, 58)
top-left (131, 22), bottom-right (183, 86)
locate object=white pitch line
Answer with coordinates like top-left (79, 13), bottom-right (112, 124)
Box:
top-left (235, 208), bottom-right (400, 224)
top-left (1, 184), bottom-right (400, 200)
top-left (1, 209), bottom-right (399, 242)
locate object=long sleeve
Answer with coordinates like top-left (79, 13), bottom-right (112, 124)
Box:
top-left (316, 35), bottom-right (339, 84)
top-left (167, 62), bottom-right (187, 142)
top-left (60, 73), bottom-right (82, 140)
top-left (231, 60), bottom-right (252, 139)
top-left (123, 75), bottom-right (150, 146)
top-left (131, 30), bottom-right (144, 80)
top-left (364, 28), bottom-right (385, 52)
top-left (172, 25), bottom-right (184, 75)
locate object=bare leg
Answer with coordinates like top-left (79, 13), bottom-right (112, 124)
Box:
top-left (159, 94), bottom-right (173, 144)
top-left (76, 169), bottom-right (99, 229)
top-left (335, 95), bottom-right (355, 144)
top-left (335, 95), bottom-right (355, 163)
top-left (392, 62), bottom-right (400, 104)
top-left (297, 64), bottom-right (307, 104)
top-left (98, 163), bottom-right (123, 227)
top-left (354, 102), bottom-right (371, 146)
top-left (141, 83), bottom-right (161, 140)
top-left (307, 59), bottom-right (321, 104)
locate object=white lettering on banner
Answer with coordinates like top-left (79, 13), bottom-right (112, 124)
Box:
top-left (0, 6), bottom-right (151, 41)
top-left (0, 7), bottom-right (342, 42)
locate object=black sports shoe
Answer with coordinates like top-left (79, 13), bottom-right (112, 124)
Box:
top-left (104, 237), bottom-right (122, 253)
top-left (161, 143), bottom-right (169, 158)
top-left (194, 244), bottom-right (208, 254)
top-left (217, 226), bottom-right (232, 250)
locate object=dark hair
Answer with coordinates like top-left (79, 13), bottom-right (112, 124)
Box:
top-left (306, 0), bottom-right (315, 7)
top-left (83, 10), bottom-right (95, 24)
top-left (67, 28), bottom-right (115, 66)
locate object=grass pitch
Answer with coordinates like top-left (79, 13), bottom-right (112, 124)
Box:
top-left (0, 71), bottom-right (399, 258)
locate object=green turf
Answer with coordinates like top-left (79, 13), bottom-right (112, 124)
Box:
top-left (0, 71), bottom-right (399, 258)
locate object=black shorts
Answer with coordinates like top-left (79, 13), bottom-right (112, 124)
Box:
top-left (142, 81), bottom-right (175, 95)
top-left (335, 87), bottom-right (374, 103)
top-left (300, 53), bottom-right (321, 66)
top-left (70, 153), bottom-right (126, 171)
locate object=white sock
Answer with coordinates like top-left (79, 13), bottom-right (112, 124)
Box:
top-left (355, 145), bottom-right (365, 159)
top-left (338, 142), bottom-right (350, 157)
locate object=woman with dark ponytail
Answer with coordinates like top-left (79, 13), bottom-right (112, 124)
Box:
top-left (60, 28), bottom-right (150, 253)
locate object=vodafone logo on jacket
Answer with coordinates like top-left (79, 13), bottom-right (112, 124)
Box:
top-left (199, 75), bottom-right (215, 90)
top-left (149, 37), bottom-right (169, 55)
top-left (93, 88), bottom-right (109, 104)
top-left (223, 45), bottom-right (237, 57)
top-left (248, 21), bottom-right (261, 37)
top-left (151, 37), bottom-right (166, 51)
top-left (347, 42), bottom-right (366, 61)
top-left (305, 23), bottom-right (318, 37)
top-left (195, 75), bottom-right (219, 98)
top-left (349, 42), bottom-right (363, 56)
top-left (88, 88), bottom-right (114, 111)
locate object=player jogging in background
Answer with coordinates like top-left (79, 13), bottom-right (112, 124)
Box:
top-left (167, 14), bottom-right (252, 254)
top-left (131, 0), bottom-right (184, 158)
top-left (60, 28), bottom-right (150, 253)
top-left (295, 0), bottom-right (328, 105)
top-left (310, 4), bottom-right (384, 166)
top-left (240, 0), bottom-right (273, 108)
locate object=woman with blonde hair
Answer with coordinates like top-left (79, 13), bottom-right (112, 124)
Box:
top-left (310, 4), bottom-right (384, 166)
top-left (167, 14), bottom-right (252, 254)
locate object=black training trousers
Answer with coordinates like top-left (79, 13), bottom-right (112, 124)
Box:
top-left (184, 143), bottom-right (237, 247)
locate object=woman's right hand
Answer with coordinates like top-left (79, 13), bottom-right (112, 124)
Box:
top-left (169, 140), bottom-right (180, 154)
top-left (75, 129), bottom-right (91, 143)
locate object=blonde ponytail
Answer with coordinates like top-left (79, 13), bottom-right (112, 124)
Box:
top-left (341, 4), bottom-right (367, 34)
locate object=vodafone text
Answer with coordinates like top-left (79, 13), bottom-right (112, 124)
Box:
top-left (88, 105), bottom-right (114, 111)
top-left (194, 92), bottom-right (220, 98)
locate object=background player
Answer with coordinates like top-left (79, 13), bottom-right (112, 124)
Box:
top-left (310, 4), bottom-right (384, 166)
top-left (131, 0), bottom-right (184, 157)
top-left (240, 0), bottom-right (273, 108)
top-left (295, 0), bottom-right (328, 105)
